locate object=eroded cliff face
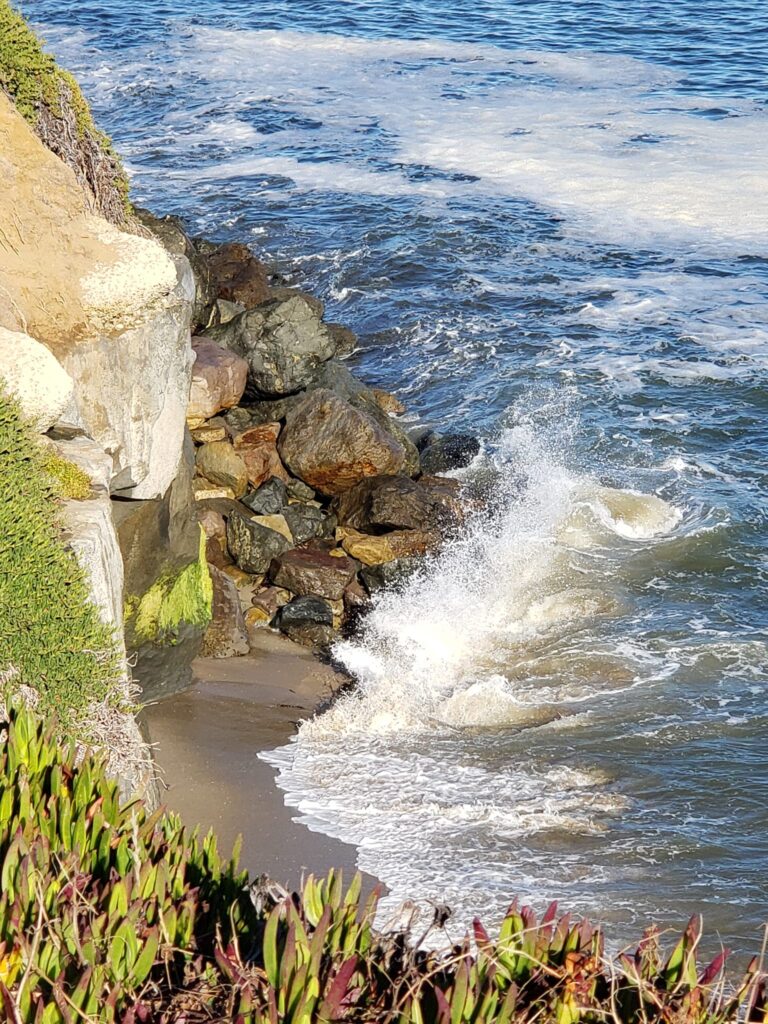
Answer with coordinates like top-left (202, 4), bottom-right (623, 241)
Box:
top-left (0, 92), bottom-right (206, 790)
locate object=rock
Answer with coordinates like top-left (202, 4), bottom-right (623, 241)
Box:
top-left (190, 418), bottom-right (229, 444)
top-left (270, 547), bottom-right (358, 601)
top-left (232, 422), bottom-right (281, 448)
top-left (371, 388), bottom-right (406, 416)
top-left (196, 441), bottom-right (248, 498)
top-left (242, 477), bottom-right (288, 516)
top-left (212, 299), bottom-right (245, 325)
top-left (327, 323), bottom-right (357, 357)
top-left (361, 557), bottom-right (423, 592)
top-left (252, 585), bottom-right (290, 621)
top-left (205, 532), bottom-right (231, 570)
top-left (337, 526), bottom-right (438, 565)
top-left (419, 433), bottom-right (481, 474)
top-left (225, 396), bottom-right (301, 431)
top-left (116, 433), bottom-right (211, 699)
top-left (269, 286), bottom-right (324, 319)
top-left (278, 389), bottom-right (407, 496)
top-left (343, 577), bottom-right (370, 613)
top-left (0, 327), bottom-right (75, 432)
top-left (60, 256), bottom-right (196, 500)
top-left (282, 503), bottom-right (329, 545)
top-left (276, 595), bottom-right (334, 648)
top-left (226, 509), bottom-right (293, 574)
top-left (221, 565), bottom-right (263, 612)
top-left (204, 293), bottom-right (338, 397)
top-left (200, 565), bottom-right (249, 658)
top-left (286, 478), bottom-right (316, 502)
top-left (198, 508), bottom-right (227, 543)
top-left (244, 605), bottom-right (271, 641)
top-left (306, 362), bottom-right (420, 475)
top-left (335, 475), bottom-right (460, 533)
top-left (205, 242), bottom-right (272, 308)
top-left (134, 208), bottom-right (216, 328)
top-left (192, 478), bottom-right (236, 501)
top-left (188, 338), bottom-right (248, 424)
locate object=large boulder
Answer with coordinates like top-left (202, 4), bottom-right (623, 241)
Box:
top-left (335, 475), bottom-right (461, 533)
top-left (226, 509), bottom-right (293, 574)
top-left (0, 327), bottom-right (74, 432)
top-left (188, 338), bottom-right (248, 424)
top-left (270, 547), bottom-right (358, 601)
top-left (204, 293), bottom-right (339, 397)
top-left (419, 432), bottom-right (481, 474)
top-left (278, 389), bottom-right (407, 496)
top-left (200, 565), bottom-right (249, 658)
top-left (134, 208), bottom-right (217, 328)
top-left (203, 242), bottom-right (272, 308)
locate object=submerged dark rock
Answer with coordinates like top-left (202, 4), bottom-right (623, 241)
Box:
top-left (419, 433), bottom-right (480, 474)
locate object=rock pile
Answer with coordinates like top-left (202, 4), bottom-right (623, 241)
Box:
top-left (137, 217), bottom-right (474, 654)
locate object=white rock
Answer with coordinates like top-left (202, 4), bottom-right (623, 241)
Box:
top-left (0, 327), bottom-right (74, 431)
top-left (58, 256), bottom-right (196, 498)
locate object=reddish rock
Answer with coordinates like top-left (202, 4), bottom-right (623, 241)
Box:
top-left (239, 441), bottom-right (290, 489)
top-left (270, 546), bottom-right (358, 601)
top-left (205, 242), bottom-right (272, 308)
top-left (188, 339), bottom-right (248, 423)
top-left (371, 388), bottom-right (405, 415)
top-left (278, 389), bottom-right (407, 496)
top-left (232, 422), bottom-right (281, 448)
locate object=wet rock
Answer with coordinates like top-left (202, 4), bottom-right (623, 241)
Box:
top-left (204, 241), bottom-right (272, 308)
top-left (278, 389), bottom-right (407, 496)
top-left (327, 323), bottom-right (357, 357)
top-left (200, 565), bottom-right (249, 658)
top-left (337, 526), bottom-right (438, 565)
top-left (205, 293), bottom-right (338, 397)
top-left (190, 417), bottom-right (229, 444)
top-left (270, 547), bottom-right (358, 601)
top-left (343, 576), bottom-right (370, 613)
top-left (419, 433), bottom-right (480, 474)
top-left (360, 557), bottom-right (423, 593)
top-left (276, 595), bottom-right (334, 648)
top-left (134, 208), bottom-right (216, 328)
top-left (195, 441), bottom-right (248, 498)
top-left (335, 475), bottom-right (460, 533)
top-left (242, 476), bottom-right (288, 516)
top-left (371, 387), bottom-right (406, 415)
top-left (188, 338), bottom-right (248, 424)
top-left (282, 503), bottom-right (329, 545)
top-left (226, 509), bottom-right (293, 574)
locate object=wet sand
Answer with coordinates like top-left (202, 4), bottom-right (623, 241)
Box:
top-left (141, 631), bottom-right (369, 889)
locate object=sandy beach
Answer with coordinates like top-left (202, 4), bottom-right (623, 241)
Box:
top-left (141, 630), bottom-right (370, 890)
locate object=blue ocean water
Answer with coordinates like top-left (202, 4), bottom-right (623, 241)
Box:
top-left (23, 0), bottom-right (768, 954)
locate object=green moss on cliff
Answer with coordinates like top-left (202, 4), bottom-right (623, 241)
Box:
top-left (125, 528), bottom-right (213, 645)
top-left (0, 0), bottom-right (131, 219)
top-left (0, 391), bottom-right (123, 731)
top-left (42, 450), bottom-right (92, 500)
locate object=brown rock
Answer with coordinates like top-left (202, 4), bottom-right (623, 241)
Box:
top-left (199, 508), bottom-right (226, 542)
top-left (244, 605), bottom-right (271, 642)
top-left (239, 443), bottom-right (290, 489)
top-left (337, 526), bottom-right (438, 565)
top-left (196, 441), bottom-right (248, 498)
top-left (343, 576), bottom-right (370, 614)
top-left (278, 389), bottom-right (406, 496)
top-left (252, 585), bottom-right (291, 621)
top-left (188, 339), bottom-right (248, 422)
top-left (221, 565), bottom-right (264, 612)
top-left (192, 478), bottom-right (236, 501)
top-left (205, 535), bottom-right (230, 570)
top-left (205, 242), bottom-right (272, 308)
top-left (200, 565), bottom-right (250, 658)
top-left (335, 475), bottom-right (460, 533)
top-left (371, 388), bottom-right (406, 415)
top-left (270, 546), bottom-right (358, 601)
top-left (232, 422), bottom-right (281, 448)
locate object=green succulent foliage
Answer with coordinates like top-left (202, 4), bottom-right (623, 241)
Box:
top-left (0, 697), bottom-right (765, 1023)
top-left (0, 0), bottom-right (131, 216)
top-left (0, 391), bottom-right (121, 731)
top-left (41, 450), bottom-right (92, 500)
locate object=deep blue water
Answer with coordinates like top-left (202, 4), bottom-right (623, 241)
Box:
top-left (23, 0), bottom-right (768, 957)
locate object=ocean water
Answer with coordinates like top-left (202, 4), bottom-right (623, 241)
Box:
top-left (24, 0), bottom-right (768, 955)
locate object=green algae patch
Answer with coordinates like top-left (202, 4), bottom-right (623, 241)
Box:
top-left (0, 0), bottom-right (131, 221)
top-left (126, 528), bottom-right (213, 646)
top-left (42, 450), bottom-right (92, 500)
top-left (0, 391), bottom-right (123, 732)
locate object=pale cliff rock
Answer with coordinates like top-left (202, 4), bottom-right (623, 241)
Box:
top-left (0, 326), bottom-right (74, 431)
